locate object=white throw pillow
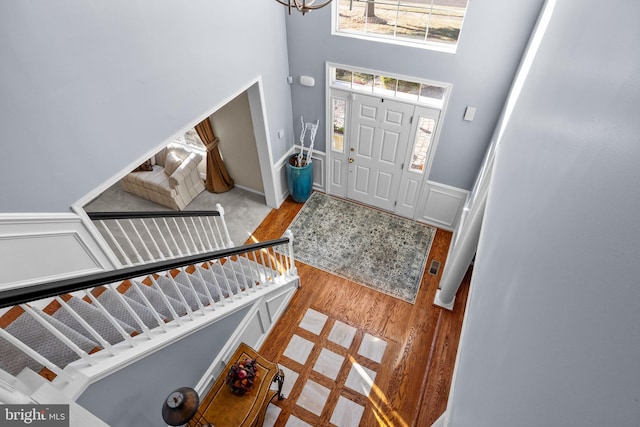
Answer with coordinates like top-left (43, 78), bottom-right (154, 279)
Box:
top-left (164, 151), bottom-right (182, 176)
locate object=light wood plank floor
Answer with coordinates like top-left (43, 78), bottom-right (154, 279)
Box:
top-left (248, 197), bottom-right (470, 426)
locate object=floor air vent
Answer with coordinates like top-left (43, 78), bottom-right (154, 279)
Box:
top-left (428, 260), bottom-right (441, 276)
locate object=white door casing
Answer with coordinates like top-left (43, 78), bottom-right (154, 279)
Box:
top-left (347, 94), bottom-right (414, 212)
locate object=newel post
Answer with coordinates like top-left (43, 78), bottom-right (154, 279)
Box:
top-left (216, 203), bottom-right (234, 248)
top-left (284, 229), bottom-right (297, 276)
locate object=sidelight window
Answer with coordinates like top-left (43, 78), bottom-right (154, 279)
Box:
top-left (332, 97), bottom-right (347, 153)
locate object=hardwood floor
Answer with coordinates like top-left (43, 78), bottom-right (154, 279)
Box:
top-left (250, 197), bottom-right (471, 426)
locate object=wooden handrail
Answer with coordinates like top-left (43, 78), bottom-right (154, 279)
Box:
top-left (87, 210), bottom-right (220, 220)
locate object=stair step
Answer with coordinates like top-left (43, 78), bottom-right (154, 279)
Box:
top-left (234, 256), bottom-right (269, 282)
top-left (173, 271), bottom-right (214, 306)
top-left (155, 275), bottom-right (208, 312)
top-left (51, 296), bottom-right (136, 345)
top-left (2, 307), bottom-right (99, 375)
top-left (123, 280), bottom-right (182, 319)
top-left (209, 261), bottom-right (252, 290)
top-left (195, 265), bottom-right (233, 298)
top-left (94, 287), bottom-right (159, 331)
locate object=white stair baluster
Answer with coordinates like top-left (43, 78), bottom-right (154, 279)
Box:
top-left (115, 220), bottom-right (144, 264)
top-left (152, 218), bottom-right (175, 259)
top-left (98, 219), bottom-right (133, 266)
top-left (258, 248), bottom-right (272, 284)
top-left (139, 218), bottom-right (167, 261)
top-left (128, 280), bottom-right (169, 332)
top-left (55, 297), bottom-right (116, 355)
top-left (228, 256), bottom-right (250, 295)
top-left (219, 259), bottom-right (239, 299)
top-left (189, 217), bottom-right (206, 252)
top-left (148, 275), bottom-right (184, 325)
top-left (106, 284), bottom-right (153, 338)
top-left (205, 217), bottom-right (222, 250)
top-left (246, 251), bottom-right (264, 285)
top-left (181, 217), bottom-right (198, 254)
top-left (198, 217), bottom-right (214, 252)
top-left (192, 266), bottom-right (217, 308)
top-left (171, 218), bottom-right (191, 255)
top-left (177, 268), bottom-right (206, 314)
top-left (0, 328), bottom-right (72, 382)
top-left (114, 220), bottom-right (144, 265)
top-left (163, 218), bottom-right (185, 257)
top-left (165, 274), bottom-right (195, 320)
top-left (19, 305), bottom-right (96, 366)
top-left (202, 262), bottom-right (227, 307)
top-left (127, 219), bottom-right (154, 262)
top-left (83, 290), bottom-right (135, 346)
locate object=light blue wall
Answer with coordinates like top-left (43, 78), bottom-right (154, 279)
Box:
top-left (76, 307), bottom-right (250, 427)
top-left (448, 0), bottom-right (640, 425)
top-left (0, 0), bottom-right (293, 212)
top-left (285, 0), bottom-right (544, 190)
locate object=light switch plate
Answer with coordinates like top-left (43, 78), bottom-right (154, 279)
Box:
top-left (464, 106), bottom-right (476, 121)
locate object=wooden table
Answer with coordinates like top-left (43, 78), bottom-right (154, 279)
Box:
top-left (199, 342), bottom-right (284, 427)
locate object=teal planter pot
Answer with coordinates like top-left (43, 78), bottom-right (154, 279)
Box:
top-left (286, 155), bottom-right (313, 203)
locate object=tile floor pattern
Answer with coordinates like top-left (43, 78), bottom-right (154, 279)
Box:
top-left (264, 308), bottom-right (390, 427)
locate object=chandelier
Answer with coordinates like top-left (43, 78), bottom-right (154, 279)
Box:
top-left (275, 0), bottom-right (333, 15)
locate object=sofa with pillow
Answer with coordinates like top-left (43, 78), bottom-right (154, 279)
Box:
top-left (121, 143), bottom-right (205, 210)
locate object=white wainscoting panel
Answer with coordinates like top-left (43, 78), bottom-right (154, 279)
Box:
top-left (274, 148), bottom-right (295, 206)
top-left (310, 151), bottom-right (325, 192)
top-left (195, 282), bottom-right (298, 394)
top-left (417, 182), bottom-right (469, 230)
top-left (0, 214), bottom-right (110, 290)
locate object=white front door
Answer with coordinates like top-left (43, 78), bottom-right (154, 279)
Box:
top-left (346, 94), bottom-right (415, 211)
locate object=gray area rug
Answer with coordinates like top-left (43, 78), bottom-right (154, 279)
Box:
top-left (287, 192), bottom-right (436, 303)
top-left (84, 182), bottom-right (272, 247)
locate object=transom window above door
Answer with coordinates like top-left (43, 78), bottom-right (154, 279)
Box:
top-left (333, 0), bottom-right (469, 52)
top-left (329, 65), bottom-right (449, 109)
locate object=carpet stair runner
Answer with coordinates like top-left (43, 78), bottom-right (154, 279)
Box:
top-left (0, 256), bottom-right (267, 381)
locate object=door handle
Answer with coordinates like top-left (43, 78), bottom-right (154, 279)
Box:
top-left (349, 158), bottom-right (354, 163)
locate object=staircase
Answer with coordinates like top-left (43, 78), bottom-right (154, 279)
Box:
top-left (0, 209), bottom-right (298, 406)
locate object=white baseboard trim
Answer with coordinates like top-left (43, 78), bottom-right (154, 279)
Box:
top-left (233, 184), bottom-right (265, 197)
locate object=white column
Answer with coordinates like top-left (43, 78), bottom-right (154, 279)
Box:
top-left (434, 189), bottom-right (487, 310)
